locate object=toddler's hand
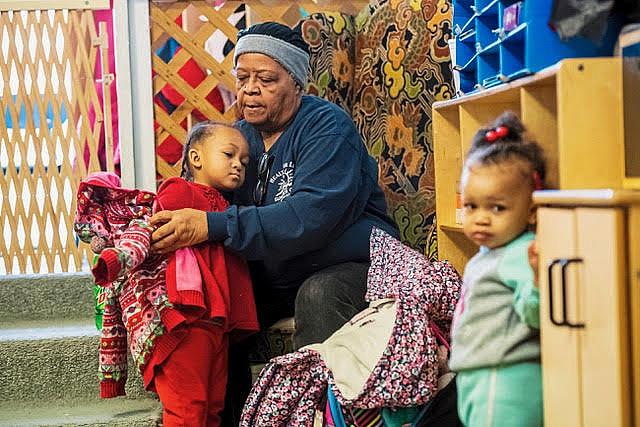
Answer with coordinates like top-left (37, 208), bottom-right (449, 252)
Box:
top-left (437, 344), bottom-right (450, 374)
top-left (528, 240), bottom-right (539, 287)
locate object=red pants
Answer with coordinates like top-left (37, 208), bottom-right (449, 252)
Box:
top-left (154, 324), bottom-right (229, 427)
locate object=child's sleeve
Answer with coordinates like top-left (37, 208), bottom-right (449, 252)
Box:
top-left (499, 240), bottom-right (540, 329)
top-left (92, 220), bottom-right (154, 286)
top-left (513, 281), bottom-right (540, 329)
top-left (93, 179), bottom-right (192, 285)
top-left (98, 286), bottom-right (128, 398)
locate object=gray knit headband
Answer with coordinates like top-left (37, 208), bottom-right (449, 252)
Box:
top-left (233, 34), bottom-right (310, 88)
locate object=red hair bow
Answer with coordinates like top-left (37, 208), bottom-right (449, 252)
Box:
top-left (485, 126), bottom-right (509, 142)
top-left (533, 171), bottom-right (543, 190)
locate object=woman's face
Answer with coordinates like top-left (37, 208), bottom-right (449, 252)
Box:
top-left (234, 53), bottom-right (301, 134)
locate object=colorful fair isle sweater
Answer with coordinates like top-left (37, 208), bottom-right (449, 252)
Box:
top-left (240, 228), bottom-right (461, 426)
top-left (75, 172), bottom-right (186, 397)
top-left (74, 173), bottom-right (258, 398)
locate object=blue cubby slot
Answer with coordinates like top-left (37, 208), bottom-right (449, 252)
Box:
top-left (500, 25), bottom-right (527, 78)
top-left (453, 0), bottom-right (475, 36)
top-left (477, 42), bottom-right (500, 88)
top-left (475, 3), bottom-right (499, 51)
top-left (521, 2), bottom-right (619, 75)
top-left (498, 0), bottom-right (524, 27)
top-left (455, 37), bottom-right (477, 69)
top-left (475, 0), bottom-right (499, 13)
top-left (459, 69), bottom-right (477, 94)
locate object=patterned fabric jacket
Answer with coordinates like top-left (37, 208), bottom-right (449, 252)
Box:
top-left (74, 173), bottom-right (258, 398)
top-left (74, 172), bottom-right (186, 398)
top-left (240, 228), bottom-right (461, 426)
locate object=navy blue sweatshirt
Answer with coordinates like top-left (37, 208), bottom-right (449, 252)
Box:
top-left (207, 95), bottom-right (398, 286)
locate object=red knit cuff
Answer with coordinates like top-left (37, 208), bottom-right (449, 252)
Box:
top-left (100, 379), bottom-right (126, 398)
top-left (93, 249), bottom-right (122, 285)
top-left (160, 307), bottom-right (186, 332)
top-left (176, 290), bottom-right (205, 308)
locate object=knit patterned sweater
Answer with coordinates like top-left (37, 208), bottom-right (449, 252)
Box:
top-left (74, 173), bottom-right (258, 398)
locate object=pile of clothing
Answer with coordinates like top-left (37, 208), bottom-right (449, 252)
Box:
top-left (241, 228), bottom-right (463, 427)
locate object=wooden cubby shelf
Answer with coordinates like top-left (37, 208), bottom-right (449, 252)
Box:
top-left (433, 58), bottom-right (624, 274)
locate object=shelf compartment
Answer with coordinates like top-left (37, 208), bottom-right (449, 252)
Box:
top-left (477, 41), bottom-right (501, 88)
top-left (453, 0), bottom-right (476, 37)
top-left (499, 23), bottom-right (527, 79)
top-left (433, 59), bottom-right (624, 274)
top-left (475, 7), bottom-right (499, 51)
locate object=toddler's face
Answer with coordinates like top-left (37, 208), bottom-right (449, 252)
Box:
top-left (195, 127), bottom-right (250, 191)
top-left (461, 162), bottom-right (535, 249)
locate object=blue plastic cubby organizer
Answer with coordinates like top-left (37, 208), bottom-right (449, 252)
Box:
top-left (452, 0), bottom-right (619, 93)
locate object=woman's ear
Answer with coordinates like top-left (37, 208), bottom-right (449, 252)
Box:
top-left (188, 147), bottom-right (202, 170)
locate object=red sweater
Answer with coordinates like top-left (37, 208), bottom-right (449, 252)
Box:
top-left (156, 177), bottom-right (259, 335)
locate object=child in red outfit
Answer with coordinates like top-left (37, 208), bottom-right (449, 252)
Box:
top-left (152, 122), bottom-right (258, 426)
top-left (74, 121), bottom-right (258, 427)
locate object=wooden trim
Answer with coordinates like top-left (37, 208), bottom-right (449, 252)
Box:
top-left (627, 205), bottom-right (640, 427)
top-left (97, 21), bottom-right (115, 172)
top-left (624, 177), bottom-right (640, 190)
top-left (434, 62), bottom-right (558, 110)
top-left (534, 189), bottom-right (640, 206)
top-left (439, 224), bottom-right (464, 233)
top-left (0, 0), bottom-right (109, 11)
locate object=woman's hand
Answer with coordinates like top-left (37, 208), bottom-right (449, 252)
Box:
top-left (150, 208), bottom-right (208, 253)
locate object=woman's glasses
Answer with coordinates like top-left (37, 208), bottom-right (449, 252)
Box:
top-left (253, 152), bottom-right (274, 206)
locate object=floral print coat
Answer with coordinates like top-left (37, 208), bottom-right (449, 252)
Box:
top-left (240, 228), bottom-right (461, 426)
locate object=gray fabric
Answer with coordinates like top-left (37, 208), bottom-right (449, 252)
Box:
top-left (234, 34), bottom-right (310, 87)
top-left (450, 233), bottom-right (540, 372)
top-left (293, 261), bottom-right (369, 349)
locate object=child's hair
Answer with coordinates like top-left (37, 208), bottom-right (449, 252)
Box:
top-left (180, 120), bottom-right (240, 182)
top-left (463, 111), bottom-right (546, 190)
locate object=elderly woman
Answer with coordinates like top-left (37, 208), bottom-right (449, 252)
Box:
top-left (151, 21), bottom-right (398, 349)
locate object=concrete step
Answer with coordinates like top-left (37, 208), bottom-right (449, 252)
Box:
top-left (0, 273), bottom-right (94, 323)
top-left (0, 319), bottom-right (147, 402)
top-left (0, 397), bottom-right (161, 426)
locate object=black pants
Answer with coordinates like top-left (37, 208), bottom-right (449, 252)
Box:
top-left (415, 379), bottom-right (463, 427)
top-left (222, 261), bottom-right (370, 426)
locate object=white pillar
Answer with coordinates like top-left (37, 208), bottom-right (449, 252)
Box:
top-left (115, 0), bottom-right (156, 191)
top-left (112, 0), bottom-right (134, 188)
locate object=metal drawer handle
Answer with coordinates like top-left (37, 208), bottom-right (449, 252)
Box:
top-left (547, 258), bottom-right (585, 329)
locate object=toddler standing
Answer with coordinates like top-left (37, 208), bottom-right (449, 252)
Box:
top-left (449, 111), bottom-right (546, 427)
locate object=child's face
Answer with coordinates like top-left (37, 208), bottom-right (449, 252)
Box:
top-left (191, 127), bottom-right (250, 191)
top-left (461, 162), bottom-right (535, 249)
